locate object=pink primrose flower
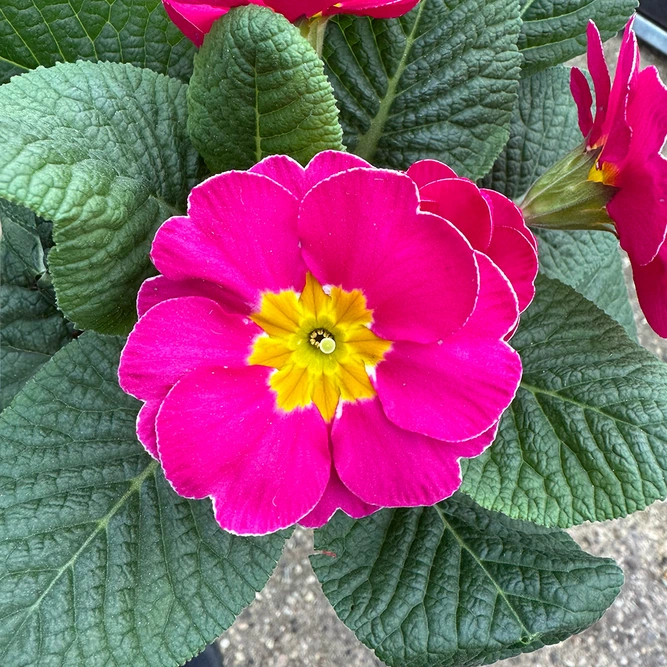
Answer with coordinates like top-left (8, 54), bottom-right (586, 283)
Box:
top-left (118, 151), bottom-right (537, 535)
top-left (570, 19), bottom-right (667, 335)
top-left (163, 0), bottom-right (419, 46)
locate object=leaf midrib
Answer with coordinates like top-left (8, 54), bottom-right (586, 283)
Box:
top-left (354, 2), bottom-right (426, 160)
top-left (0, 460), bottom-right (158, 660)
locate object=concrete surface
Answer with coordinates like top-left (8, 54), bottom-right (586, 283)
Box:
top-left (215, 36), bottom-right (667, 667)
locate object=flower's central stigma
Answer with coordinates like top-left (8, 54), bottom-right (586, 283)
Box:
top-left (248, 272), bottom-right (391, 421)
top-left (309, 328), bottom-right (336, 354)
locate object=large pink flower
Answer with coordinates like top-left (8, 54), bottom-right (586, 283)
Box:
top-left (119, 151), bottom-right (536, 535)
top-left (163, 0), bottom-right (419, 46)
top-left (570, 19), bottom-right (667, 335)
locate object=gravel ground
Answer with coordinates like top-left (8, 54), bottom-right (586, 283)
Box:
top-left (215, 35), bottom-right (667, 667)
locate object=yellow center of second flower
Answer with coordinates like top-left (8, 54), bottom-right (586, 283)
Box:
top-left (248, 273), bottom-right (392, 422)
top-left (588, 159), bottom-right (620, 187)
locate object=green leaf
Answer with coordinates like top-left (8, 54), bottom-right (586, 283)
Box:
top-left (0, 61), bottom-right (200, 335)
top-left (323, 0), bottom-right (522, 179)
top-left (461, 274), bottom-right (667, 528)
top-left (0, 332), bottom-right (286, 666)
top-left (0, 199), bottom-right (74, 410)
top-left (312, 494), bottom-right (623, 667)
top-left (0, 0), bottom-right (195, 84)
top-left (537, 229), bottom-right (636, 339)
top-left (481, 66), bottom-right (582, 200)
top-left (187, 5), bottom-right (343, 173)
top-left (518, 0), bottom-right (637, 77)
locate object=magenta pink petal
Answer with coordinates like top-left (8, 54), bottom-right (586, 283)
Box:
top-left (299, 466), bottom-right (379, 528)
top-left (264, 0), bottom-right (330, 21)
top-left (454, 421), bottom-right (500, 458)
top-left (419, 178), bottom-right (493, 250)
top-left (162, 0), bottom-right (231, 47)
top-left (250, 154), bottom-right (307, 200)
top-left (376, 334), bottom-right (521, 442)
top-left (464, 252), bottom-right (519, 339)
top-left (327, 0), bottom-right (419, 18)
top-left (137, 400), bottom-right (162, 459)
top-left (631, 244), bottom-right (667, 337)
top-left (570, 67), bottom-right (594, 139)
top-left (406, 159), bottom-right (458, 189)
top-left (119, 296), bottom-right (258, 401)
top-left (482, 188), bottom-right (537, 250)
top-left (599, 20), bottom-right (638, 164)
top-left (586, 20), bottom-right (611, 147)
top-left (304, 151), bottom-right (372, 192)
top-left (157, 365), bottom-right (330, 535)
top-left (151, 172), bottom-right (306, 310)
top-left (608, 150), bottom-right (667, 267)
top-left (137, 275), bottom-right (246, 317)
top-left (485, 225), bottom-right (538, 313)
top-left (299, 169), bottom-right (479, 343)
top-left (332, 398), bottom-right (463, 507)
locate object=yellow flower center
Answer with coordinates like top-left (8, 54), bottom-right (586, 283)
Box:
top-left (248, 273), bottom-right (392, 422)
top-left (588, 159), bottom-right (620, 187)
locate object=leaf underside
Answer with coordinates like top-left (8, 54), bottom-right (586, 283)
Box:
top-left (0, 60), bottom-right (200, 334)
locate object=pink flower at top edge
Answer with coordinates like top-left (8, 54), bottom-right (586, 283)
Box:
top-left (163, 0), bottom-right (420, 47)
top-left (570, 18), bottom-right (667, 336)
top-left (118, 151), bottom-right (537, 536)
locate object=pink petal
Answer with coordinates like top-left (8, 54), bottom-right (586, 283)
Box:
top-left (332, 398), bottom-right (463, 507)
top-left (137, 275), bottom-right (246, 317)
top-left (327, 0), bottom-right (419, 18)
top-left (299, 169), bottom-right (479, 343)
top-left (406, 159), bottom-right (458, 189)
top-left (162, 0), bottom-right (232, 47)
top-left (376, 334), bottom-right (521, 442)
top-left (631, 243), bottom-right (667, 337)
top-left (599, 20), bottom-right (638, 164)
top-left (464, 252), bottom-right (519, 339)
top-left (299, 466), bottom-right (379, 528)
top-left (265, 0), bottom-right (330, 21)
top-left (151, 172), bottom-right (306, 310)
top-left (157, 365), bottom-right (330, 535)
top-left (485, 225), bottom-right (538, 313)
top-left (375, 255), bottom-right (522, 442)
top-left (482, 188), bottom-right (537, 250)
top-left (119, 296), bottom-right (258, 401)
top-left (304, 150), bottom-right (372, 192)
top-left (137, 400), bottom-right (161, 459)
top-left (250, 154), bottom-right (307, 201)
top-left (419, 178), bottom-right (493, 250)
top-left (586, 20), bottom-right (611, 147)
top-left (570, 67), bottom-right (594, 139)
top-left (626, 66), bottom-right (667, 158)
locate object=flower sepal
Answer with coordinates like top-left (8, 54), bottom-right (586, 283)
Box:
top-left (521, 145), bottom-right (617, 233)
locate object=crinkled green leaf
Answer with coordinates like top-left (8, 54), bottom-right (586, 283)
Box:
top-left (0, 61), bottom-right (200, 335)
top-left (312, 494), bottom-right (623, 667)
top-left (481, 66), bottom-right (582, 200)
top-left (187, 5), bottom-right (343, 173)
top-left (0, 332), bottom-right (286, 667)
top-left (461, 274), bottom-right (667, 528)
top-left (518, 0), bottom-right (637, 77)
top-left (0, 0), bottom-right (195, 84)
top-left (537, 229), bottom-right (636, 339)
top-left (323, 0), bottom-right (522, 179)
top-left (0, 199), bottom-right (73, 410)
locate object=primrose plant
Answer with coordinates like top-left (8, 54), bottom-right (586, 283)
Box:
top-left (0, 0), bottom-right (665, 666)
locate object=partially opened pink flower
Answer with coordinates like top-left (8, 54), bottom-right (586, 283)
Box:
top-left (163, 0), bottom-right (419, 46)
top-left (119, 151), bottom-right (535, 535)
top-left (570, 19), bottom-right (667, 335)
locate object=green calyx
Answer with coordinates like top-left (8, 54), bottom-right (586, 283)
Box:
top-left (520, 145), bottom-right (618, 233)
top-left (298, 15), bottom-right (330, 56)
